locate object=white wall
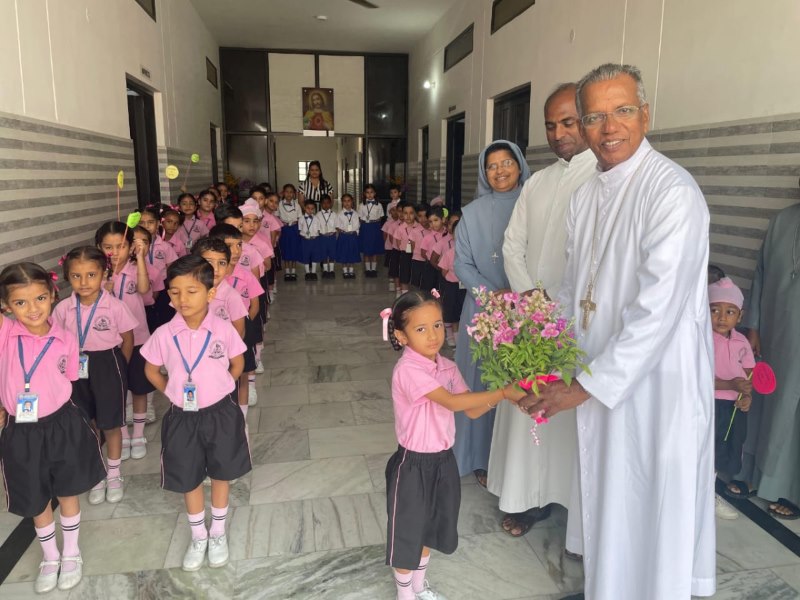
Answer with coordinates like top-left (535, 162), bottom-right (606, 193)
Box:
top-left (409, 0), bottom-right (800, 158)
top-left (0, 0), bottom-right (221, 153)
top-left (273, 135), bottom-right (338, 195)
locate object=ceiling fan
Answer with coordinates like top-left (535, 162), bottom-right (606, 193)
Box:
top-left (347, 0), bottom-right (379, 7)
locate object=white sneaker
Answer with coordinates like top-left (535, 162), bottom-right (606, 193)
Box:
top-left (130, 437), bottom-right (147, 460)
top-left (255, 360), bottom-right (265, 374)
top-left (208, 534), bottom-right (229, 568)
top-left (146, 394), bottom-right (156, 423)
top-left (106, 476), bottom-right (124, 503)
top-left (182, 538), bottom-right (208, 572)
top-left (88, 480), bottom-right (106, 505)
top-left (57, 555), bottom-right (83, 591)
top-left (415, 580), bottom-right (447, 600)
top-left (121, 437), bottom-right (131, 461)
top-left (247, 385), bottom-right (258, 406)
top-left (715, 494), bottom-right (739, 519)
top-left (34, 560), bottom-right (60, 594)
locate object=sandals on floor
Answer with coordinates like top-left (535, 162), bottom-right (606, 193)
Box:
top-left (501, 505), bottom-right (552, 538)
top-left (473, 469), bottom-right (488, 489)
top-left (724, 479), bottom-right (757, 499)
top-left (768, 498), bottom-right (800, 520)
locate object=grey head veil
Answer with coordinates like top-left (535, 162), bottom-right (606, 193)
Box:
top-left (475, 140), bottom-right (531, 199)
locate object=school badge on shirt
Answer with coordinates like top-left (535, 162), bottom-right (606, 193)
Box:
top-left (208, 340), bottom-right (226, 359)
top-left (93, 316), bottom-right (111, 331)
top-left (125, 281), bottom-right (138, 294)
top-left (214, 307), bottom-right (230, 321)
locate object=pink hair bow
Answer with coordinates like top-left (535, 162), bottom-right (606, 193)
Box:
top-left (431, 288), bottom-right (441, 299)
top-left (380, 308), bottom-right (392, 341)
top-left (49, 271), bottom-right (58, 282)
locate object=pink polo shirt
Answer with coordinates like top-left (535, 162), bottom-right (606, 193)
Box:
top-left (197, 212), bottom-right (216, 231)
top-left (239, 242), bottom-right (265, 276)
top-left (713, 329), bottom-right (756, 400)
top-left (261, 212), bottom-right (283, 240)
top-left (146, 237), bottom-right (179, 277)
top-left (173, 216), bottom-right (209, 253)
top-left (110, 262), bottom-right (150, 346)
top-left (248, 233), bottom-right (275, 262)
top-left (0, 317), bottom-right (78, 418)
top-left (164, 235), bottom-right (188, 258)
top-left (430, 231), bottom-right (450, 260)
top-left (140, 311), bottom-right (246, 409)
top-left (391, 347), bottom-right (468, 453)
top-left (52, 291), bottom-right (138, 352)
top-left (438, 243), bottom-right (459, 283)
top-left (210, 280), bottom-right (248, 325)
top-left (382, 219), bottom-right (400, 250)
top-left (394, 223), bottom-right (420, 252)
top-left (420, 230), bottom-right (445, 262)
top-left (226, 265), bottom-right (265, 311)
top-left (410, 227), bottom-right (429, 261)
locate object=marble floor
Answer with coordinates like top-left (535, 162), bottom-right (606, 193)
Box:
top-left (1, 270), bottom-right (799, 599)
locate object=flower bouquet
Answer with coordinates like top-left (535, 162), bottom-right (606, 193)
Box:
top-left (466, 286), bottom-right (589, 444)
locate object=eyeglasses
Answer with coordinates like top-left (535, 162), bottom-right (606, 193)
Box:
top-left (580, 105), bottom-right (646, 128)
top-left (485, 158), bottom-right (517, 172)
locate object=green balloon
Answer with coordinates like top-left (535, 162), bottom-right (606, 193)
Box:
top-left (190, 153), bottom-right (200, 164)
top-left (126, 212), bottom-right (142, 229)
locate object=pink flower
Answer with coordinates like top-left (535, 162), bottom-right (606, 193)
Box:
top-left (541, 323), bottom-right (559, 338)
top-left (532, 311), bottom-right (546, 324)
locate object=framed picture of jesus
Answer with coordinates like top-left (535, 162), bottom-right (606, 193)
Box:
top-left (302, 88), bottom-right (334, 132)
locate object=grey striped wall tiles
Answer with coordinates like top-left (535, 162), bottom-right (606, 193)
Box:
top-left (523, 115), bottom-right (800, 292)
top-left (0, 112), bottom-right (137, 274)
top-left (406, 162), bottom-right (421, 203)
top-left (460, 154), bottom-right (479, 205)
top-left (158, 147), bottom-right (216, 204)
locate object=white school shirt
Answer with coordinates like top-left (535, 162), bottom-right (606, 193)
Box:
top-left (298, 214), bottom-right (320, 239)
top-left (314, 209), bottom-right (338, 235)
top-left (357, 201), bottom-right (384, 223)
top-left (335, 210), bottom-right (360, 233)
top-left (278, 200), bottom-right (302, 225)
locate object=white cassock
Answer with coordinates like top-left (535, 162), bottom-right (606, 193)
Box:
top-left (489, 149), bottom-right (595, 519)
top-left (560, 139), bottom-right (716, 600)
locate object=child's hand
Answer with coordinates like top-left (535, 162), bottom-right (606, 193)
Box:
top-left (0, 407), bottom-right (6, 428)
top-left (503, 383), bottom-right (526, 404)
top-left (133, 239), bottom-right (148, 259)
top-left (732, 377), bottom-right (752, 395)
top-left (735, 394), bottom-right (752, 412)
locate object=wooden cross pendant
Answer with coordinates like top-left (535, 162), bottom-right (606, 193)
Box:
top-left (580, 283), bottom-right (596, 331)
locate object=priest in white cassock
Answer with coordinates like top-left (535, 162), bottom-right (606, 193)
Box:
top-left (520, 63), bottom-right (716, 600)
top-left (490, 83), bottom-right (596, 539)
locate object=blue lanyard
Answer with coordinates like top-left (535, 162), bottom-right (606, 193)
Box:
top-left (148, 242), bottom-right (155, 265)
top-left (231, 276), bottom-right (239, 289)
top-left (183, 218), bottom-right (196, 240)
top-left (172, 331), bottom-right (211, 382)
top-left (116, 274), bottom-right (127, 299)
top-left (76, 292), bottom-right (102, 351)
top-left (18, 336), bottom-right (55, 392)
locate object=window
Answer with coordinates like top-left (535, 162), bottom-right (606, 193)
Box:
top-left (298, 161), bottom-right (308, 181)
top-left (491, 0), bottom-right (535, 34)
top-left (206, 58), bottom-right (218, 89)
top-left (444, 24), bottom-right (474, 72)
top-left (134, 0), bottom-right (156, 21)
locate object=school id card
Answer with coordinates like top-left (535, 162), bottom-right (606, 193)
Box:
top-left (405, 241), bottom-right (412, 254)
top-left (78, 353), bottom-right (89, 379)
top-left (16, 392), bottom-right (39, 423)
top-left (182, 382), bottom-right (198, 412)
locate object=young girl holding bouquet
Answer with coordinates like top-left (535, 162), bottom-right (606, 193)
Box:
top-left (383, 291), bottom-right (523, 600)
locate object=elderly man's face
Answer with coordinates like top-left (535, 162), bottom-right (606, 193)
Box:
top-left (579, 74), bottom-right (649, 171)
top-left (545, 89), bottom-right (587, 162)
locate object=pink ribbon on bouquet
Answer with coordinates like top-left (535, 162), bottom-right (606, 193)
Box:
top-left (518, 374), bottom-right (560, 445)
top-left (380, 308), bottom-right (392, 341)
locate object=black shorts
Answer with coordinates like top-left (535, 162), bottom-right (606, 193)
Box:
top-left (419, 262), bottom-right (438, 293)
top-left (160, 395), bottom-right (251, 493)
top-left (243, 317), bottom-right (260, 372)
top-left (715, 398), bottom-right (747, 476)
top-left (128, 345), bottom-right (156, 395)
top-left (388, 250), bottom-right (400, 278)
top-left (273, 244), bottom-right (282, 273)
top-left (72, 347), bottom-right (128, 430)
top-left (410, 260), bottom-right (425, 289)
top-left (0, 402), bottom-right (106, 518)
top-left (398, 253), bottom-right (413, 285)
top-left (441, 279), bottom-right (466, 324)
top-left (385, 446), bottom-right (460, 570)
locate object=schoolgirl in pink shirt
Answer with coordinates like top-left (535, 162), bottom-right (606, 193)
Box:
top-left (437, 215), bottom-right (465, 347)
top-left (174, 193), bottom-right (210, 253)
top-left (419, 206), bottom-right (447, 292)
top-left (141, 255), bottom-right (249, 572)
top-left (0, 262), bottom-right (105, 593)
top-left (257, 190), bottom-right (283, 296)
top-left (161, 206), bottom-right (188, 258)
top-left (53, 246), bottom-right (138, 507)
top-left (96, 221), bottom-right (155, 461)
top-left (383, 291), bottom-right (523, 600)
top-left (192, 237), bottom-right (247, 340)
top-left (382, 199), bottom-right (401, 292)
top-left (196, 188), bottom-right (217, 231)
top-left (394, 202), bottom-right (421, 296)
top-left (139, 205), bottom-right (180, 331)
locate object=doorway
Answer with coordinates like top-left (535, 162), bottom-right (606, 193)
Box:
top-left (210, 124), bottom-right (219, 185)
top-left (493, 85), bottom-right (530, 155)
top-left (126, 79), bottom-right (160, 208)
top-left (420, 126), bottom-right (429, 203)
top-left (445, 114), bottom-right (465, 211)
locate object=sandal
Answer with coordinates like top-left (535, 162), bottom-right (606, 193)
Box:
top-left (501, 506), bottom-right (552, 537)
top-left (724, 479), bottom-right (757, 499)
top-left (564, 549), bottom-right (583, 561)
top-left (473, 469), bottom-right (488, 489)
top-left (768, 498), bottom-right (800, 520)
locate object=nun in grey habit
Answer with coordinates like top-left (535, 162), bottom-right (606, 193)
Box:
top-left (453, 140), bottom-right (530, 479)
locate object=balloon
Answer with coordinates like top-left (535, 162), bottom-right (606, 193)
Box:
top-left (190, 153), bottom-right (200, 164)
top-left (165, 165), bottom-right (180, 179)
top-left (117, 170), bottom-right (124, 189)
top-left (125, 212), bottom-right (142, 230)
top-left (752, 361), bottom-right (777, 394)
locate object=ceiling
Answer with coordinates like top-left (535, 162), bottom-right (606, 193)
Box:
top-left (189, 0), bottom-right (460, 53)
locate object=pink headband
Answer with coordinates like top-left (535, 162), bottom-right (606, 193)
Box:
top-left (708, 277), bottom-right (743, 309)
top-left (380, 308), bottom-right (392, 341)
top-left (240, 198), bottom-right (262, 218)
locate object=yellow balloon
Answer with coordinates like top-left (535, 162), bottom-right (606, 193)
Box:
top-left (116, 170), bottom-right (124, 189)
top-left (165, 165), bottom-right (180, 180)
top-left (190, 153), bottom-right (200, 164)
